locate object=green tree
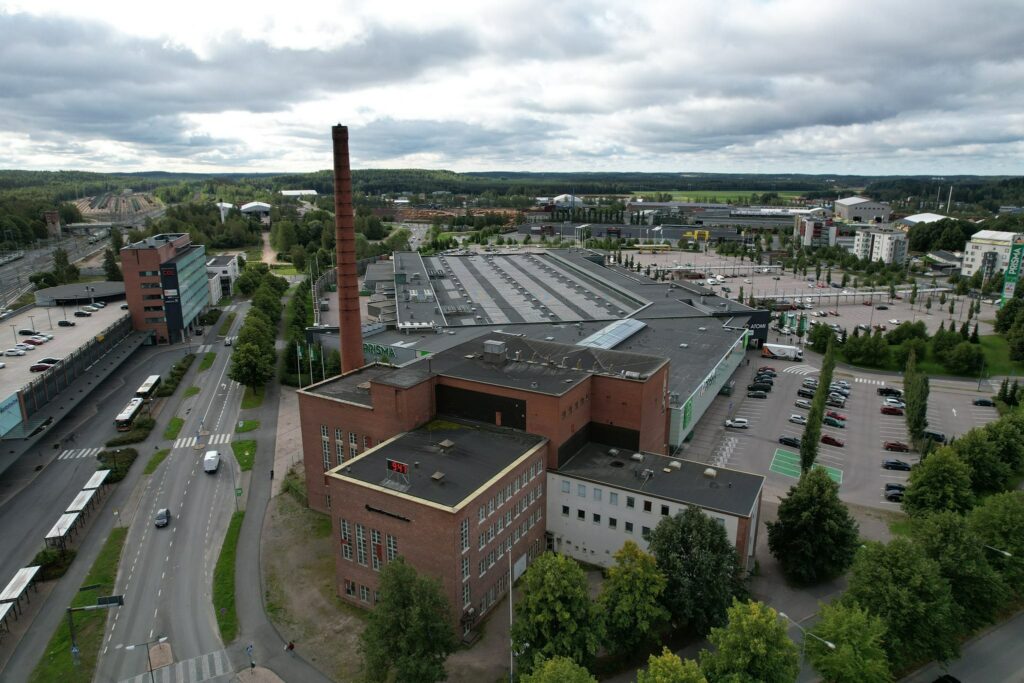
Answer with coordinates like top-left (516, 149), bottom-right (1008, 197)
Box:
top-left (598, 541), bottom-right (669, 657)
top-left (102, 248), bottom-right (123, 281)
top-left (520, 657), bottom-right (596, 683)
top-left (360, 557), bottom-right (456, 683)
top-left (637, 648), bottom-right (707, 683)
top-left (950, 428), bottom-right (1010, 496)
top-left (902, 446), bottom-right (975, 515)
top-left (806, 602), bottom-right (890, 683)
top-left (968, 491), bottom-right (1024, 593)
top-left (766, 468), bottom-right (860, 585)
top-left (700, 599), bottom-right (799, 683)
top-left (289, 244), bottom-right (307, 271)
top-left (648, 507), bottom-right (746, 635)
top-left (903, 349), bottom-right (929, 441)
top-left (910, 510), bottom-right (1010, 632)
top-left (110, 228), bottom-right (123, 251)
top-left (944, 341), bottom-right (984, 374)
top-left (845, 539), bottom-right (959, 670)
top-left (51, 247), bottom-right (79, 284)
top-left (227, 341), bottom-right (274, 391)
top-left (511, 553), bottom-right (603, 674)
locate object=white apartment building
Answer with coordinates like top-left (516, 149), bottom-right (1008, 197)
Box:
top-left (546, 445), bottom-right (764, 570)
top-left (852, 227), bottom-right (908, 264)
top-left (793, 216), bottom-right (837, 248)
top-left (962, 230), bottom-right (1019, 277)
top-left (834, 196), bottom-right (892, 223)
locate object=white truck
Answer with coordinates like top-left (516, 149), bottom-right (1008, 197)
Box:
top-left (761, 344), bottom-right (803, 361)
top-left (203, 450), bottom-right (220, 474)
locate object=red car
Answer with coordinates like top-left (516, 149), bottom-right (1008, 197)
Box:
top-left (826, 410), bottom-right (847, 421)
top-left (884, 441), bottom-right (910, 452)
top-left (821, 435), bottom-right (845, 447)
top-left (881, 406), bottom-right (904, 416)
top-left (862, 301), bottom-right (873, 306)
top-left (758, 366), bottom-right (776, 373)
top-left (21, 338), bottom-right (44, 345)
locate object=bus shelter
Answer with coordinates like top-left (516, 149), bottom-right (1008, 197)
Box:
top-left (0, 565), bottom-right (41, 618)
top-left (66, 488), bottom-right (98, 514)
top-left (83, 469), bottom-right (111, 490)
top-left (45, 511), bottom-right (81, 551)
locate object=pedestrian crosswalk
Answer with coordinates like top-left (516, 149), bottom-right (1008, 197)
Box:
top-left (195, 344), bottom-right (213, 353)
top-left (57, 447), bottom-right (102, 460)
top-left (118, 648), bottom-right (232, 683)
top-left (172, 433), bottom-right (231, 449)
top-left (854, 378), bottom-right (889, 385)
top-left (782, 365), bottom-right (820, 375)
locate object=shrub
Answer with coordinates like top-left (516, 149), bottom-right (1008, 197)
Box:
top-left (95, 447), bottom-right (139, 482)
top-left (33, 547), bottom-right (77, 581)
top-left (155, 354), bottom-right (196, 397)
top-left (199, 308), bottom-right (222, 325)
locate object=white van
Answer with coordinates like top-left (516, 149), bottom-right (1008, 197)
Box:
top-left (203, 450), bottom-right (220, 474)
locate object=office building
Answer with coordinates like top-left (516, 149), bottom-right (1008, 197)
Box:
top-left (121, 233), bottom-right (208, 344)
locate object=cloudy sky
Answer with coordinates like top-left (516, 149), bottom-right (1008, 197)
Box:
top-left (1, 0), bottom-right (1022, 174)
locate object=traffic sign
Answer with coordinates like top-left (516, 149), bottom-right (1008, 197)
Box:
top-left (235, 487), bottom-right (243, 497)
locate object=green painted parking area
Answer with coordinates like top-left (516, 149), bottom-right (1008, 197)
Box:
top-left (770, 448), bottom-right (843, 484)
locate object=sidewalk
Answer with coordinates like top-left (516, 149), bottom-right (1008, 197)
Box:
top-left (271, 386), bottom-right (300, 497)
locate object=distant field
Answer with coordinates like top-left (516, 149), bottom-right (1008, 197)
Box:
top-left (630, 189), bottom-right (809, 202)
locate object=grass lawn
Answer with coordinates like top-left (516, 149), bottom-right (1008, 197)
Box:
top-left (232, 440), bottom-right (256, 471)
top-left (29, 527), bottom-right (128, 683)
top-left (979, 335), bottom-right (1024, 376)
top-left (163, 417), bottom-right (184, 441)
top-left (241, 386), bottom-right (264, 409)
top-left (217, 312), bottom-right (236, 336)
top-left (236, 419), bottom-right (260, 433)
top-left (198, 352), bottom-right (216, 372)
top-left (217, 295), bottom-right (232, 307)
top-left (213, 511), bottom-right (245, 643)
top-left (888, 517), bottom-right (912, 537)
top-left (270, 264), bottom-right (300, 276)
top-left (244, 248), bottom-right (262, 263)
top-left (144, 448), bottom-right (171, 474)
top-left (184, 386), bottom-right (200, 398)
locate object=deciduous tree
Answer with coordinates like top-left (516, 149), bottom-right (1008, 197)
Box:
top-left (520, 657), bottom-right (596, 683)
top-left (103, 248), bottom-right (123, 281)
top-left (767, 467), bottom-right (860, 585)
top-left (227, 341), bottom-right (274, 391)
top-left (637, 648), bottom-right (706, 683)
top-left (699, 599), bottom-right (799, 683)
top-left (806, 602), bottom-right (890, 683)
top-left (902, 446), bottom-right (975, 516)
top-left (598, 541), bottom-right (669, 657)
top-left (968, 491), bottom-right (1024, 593)
top-left (648, 507), bottom-right (746, 635)
top-left (360, 557), bottom-right (456, 683)
top-left (844, 540), bottom-right (960, 670)
top-left (511, 553), bottom-right (603, 674)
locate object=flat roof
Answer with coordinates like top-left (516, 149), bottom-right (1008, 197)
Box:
top-left (303, 364), bottom-right (398, 406)
top-left (329, 418), bottom-right (546, 509)
top-left (34, 281), bottom-right (126, 301)
top-left (557, 442), bottom-right (764, 518)
top-left (125, 233), bottom-right (188, 249)
top-left (0, 305), bottom-right (129, 393)
top-left (207, 255), bottom-right (237, 267)
top-left (0, 566), bottom-right (40, 601)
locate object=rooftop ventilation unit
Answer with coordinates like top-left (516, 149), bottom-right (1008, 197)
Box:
top-left (669, 461), bottom-right (682, 470)
top-left (438, 438), bottom-right (455, 451)
top-left (703, 467), bottom-right (717, 478)
top-left (630, 453), bottom-right (644, 462)
top-left (431, 471), bottom-right (446, 482)
top-left (608, 448), bottom-right (620, 457)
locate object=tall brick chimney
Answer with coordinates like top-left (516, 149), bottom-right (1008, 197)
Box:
top-left (333, 125), bottom-right (363, 374)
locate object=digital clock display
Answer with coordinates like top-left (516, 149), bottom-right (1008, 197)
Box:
top-left (386, 459), bottom-right (409, 475)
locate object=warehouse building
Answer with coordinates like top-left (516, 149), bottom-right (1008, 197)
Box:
top-left (834, 196), bottom-right (891, 223)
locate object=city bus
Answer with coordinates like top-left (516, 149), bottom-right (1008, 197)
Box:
top-left (114, 398), bottom-right (145, 431)
top-left (639, 244), bottom-right (672, 253)
top-left (136, 375), bottom-right (162, 399)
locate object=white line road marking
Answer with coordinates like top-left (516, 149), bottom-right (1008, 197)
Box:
top-left (952, 408), bottom-right (957, 417)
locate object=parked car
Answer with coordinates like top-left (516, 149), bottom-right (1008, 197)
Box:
top-left (884, 441), bottom-right (910, 452)
top-left (4, 349), bottom-right (25, 356)
top-left (758, 366), bottom-right (776, 373)
top-left (829, 385), bottom-right (850, 397)
top-left (120, 303), bottom-right (129, 310)
top-left (747, 390), bottom-right (768, 399)
top-left (882, 459), bottom-right (912, 471)
top-left (747, 383), bottom-right (772, 392)
top-left (57, 320), bottom-right (76, 327)
top-left (37, 356), bottom-right (61, 365)
top-left (74, 310), bottom-right (91, 317)
top-left (881, 406), bottom-right (904, 416)
top-left (82, 305), bottom-right (99, 312)
top-left (92, 301), bottom-right (106, 308)
top-left (797, 388), bottom-right (816, 399)
top-left (888, 319), bottom-right (901, 325)
top-left (823, 416), bottom-right (845, 428)
top-left (877, 386), bottom-right (903, 397)
top-left (21, 338), bottom-right (44, 346)
top-left (794, 399), bottom-right (812, 409)
top-left (885, 490), bottom-right (904, 502)
top-left (753, 376), bottom-right (774, 385)
top-left (885, 483), bottom-right (907, 493)
top-left (17, 328), bottom-right (40, 336)
top-left (884, 398), bottom-right (906, 409)
top-left (757, 370), bottom-right (777, 378)
top-left (724, 418), bottom-right (749, 429)
top-left (779, 436), bottom-right (802, 448)
top-left (30, 363), bottom-right (54, 372)
top-left (14, 343), bottom-right (35, 352)
top-left (788, 414), bottom-right (807, 425)
top-left (802, 379), bottom-right (819, 388)
top-left (832, 380), bottom-right (850, 388)
top-left (876, 305), bottom-right (888, 310)
top-left (827, 397), bottom-right (846, 408)
top-left (826, 410), bottom-right (846, 421)
top-left (0, 362), bottom-right (5, 369)
top-left (821, 434), bottom-right (845, 447)
top-left (923, 430), bottom-right (947, 444)
top-left (154, 508), bottom-right (171, 528)
top-left (862, 301), bottom-right (873, 306)
top-left (973, 397), bottom-right (995, 407)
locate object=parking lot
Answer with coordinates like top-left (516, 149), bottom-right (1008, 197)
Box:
top-left (0, 303), bottom-right (128, 390)
top-left (634, 250), bottom-right (997, 337)
top-left (701, 350), bottom-right (999, 511)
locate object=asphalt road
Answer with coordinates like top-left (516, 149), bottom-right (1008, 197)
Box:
top-left (903, 610), bottom-right (1024, 682)
top-left (96, 304), bottom-right (249, 682)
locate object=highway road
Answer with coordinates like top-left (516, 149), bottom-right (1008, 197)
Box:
top-left (96, 303), bottom-right (249, 683)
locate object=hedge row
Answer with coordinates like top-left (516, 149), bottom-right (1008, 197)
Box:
top-left (104, 415), bottom-right (155, 447)
top-left (95, 447), bottom-right (140, 482)
top-left (155, 353), bottom-right (196, 397)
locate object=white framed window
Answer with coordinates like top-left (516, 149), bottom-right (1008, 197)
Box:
top-left (479, 506), bottom-right (486, 524)
top-left (370, 529), bottom-right (382, 571)
top-left (340, 519), bottom-right (352, 561)
top-left (322, 439), bottom-right (330, 471)
top-left (359, 585), bottom-right (370, 603)
top-left (386, 534), bottom-right (397, 562)
top-left (462, 556), bottom-right (470, 581)
top-left (609, 492), bottom-right (618, 506)
top-left (593, 487), bottom-right (602, 502)
top-left (349, 431), bottom-right (358, 456)
top-left (320, 425), bottom-right (328, 438)
top-left (577, 483), bottom-right (586, 497)
top-left (460, 518), bottom-right (470, 553)
top-left (355, 524), bottom-right (367, 566)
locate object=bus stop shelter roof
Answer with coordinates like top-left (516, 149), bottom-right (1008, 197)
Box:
top-left (66, 488), bottom-right (96, 513)
top-left (83, 470), bottom-right (111, 490)
top-left (45, 512), bottom-right (80, 541)
top-left (0, 566), bottom-right (40, 602)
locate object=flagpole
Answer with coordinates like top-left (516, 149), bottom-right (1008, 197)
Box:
top-left (307, 343), bottom-right (313, 383)
top-left (296, 341), bottom-right (301, 387)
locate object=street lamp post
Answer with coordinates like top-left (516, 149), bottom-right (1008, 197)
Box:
top-left (779, 612), bottom-right (835, 665)
top-left (983, 545), bottom-right (1013, 558)
top-left (125, 635), bottom-right (168, 683)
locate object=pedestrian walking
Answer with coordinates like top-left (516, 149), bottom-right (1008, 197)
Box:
top-left (270, 469), bottom-right (274, 480)
top-left (285, 641), bottom-right (295, 654)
